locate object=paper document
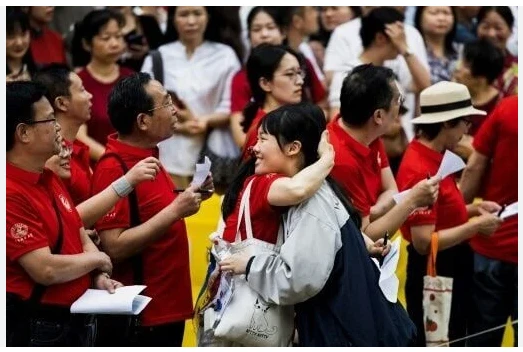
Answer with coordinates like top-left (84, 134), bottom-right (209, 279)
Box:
top-left (192, 156), bottom-right (212, 187)
top-left (379, 237), bottom-right (401, 303)
top-left (71, 285), bottom-right (151, 315)
top-left (435, 150), bottom-right (466, 179)
top-left (500, 201), bottom-right (518, 220)
top-left (393, 150), bottom-right (465, 205)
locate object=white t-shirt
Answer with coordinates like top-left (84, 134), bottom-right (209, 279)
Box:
top-left (142, 41), bottom-right (241, 176)
top-left (299, 41), bottom-right (325, 82)
top-left (324, 17), bottom-right (429, 140)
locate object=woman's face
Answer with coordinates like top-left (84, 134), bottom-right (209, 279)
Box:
top-left (264, 53), bottom-right (304, 105)
top-left (6, 27), bottom-right (30, 61)
top-left (420, 7), bottom-right (454, 38)
top-left (320, 7), bottom-right (355, 31)
top-left (249, 11), bottom-right (284, 47)
top-left (252, 127), bottom-right (290, 176)
top-left (174, 6), bottom-right (208, 43)
top-left (45, 143), bottom-right (73, 179)
top-left (89, 19), bottom-right (126, 64)
top-left (477, 10), bottom-right (512, 51)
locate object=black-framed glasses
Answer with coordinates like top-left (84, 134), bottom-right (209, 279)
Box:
top-left (26, 117), bottom-right (57, 125)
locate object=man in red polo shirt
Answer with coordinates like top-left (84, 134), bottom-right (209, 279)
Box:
top-left (460, 96), bottom-right (518, 347)
top-left (91, 72), bottom-right (213, 347)
top-left (328, 64), bottom-right (439, 241)
top-left (34, 64), bottom-right (93, 205)
top-left (25, 6), bottom-right (67, 65)
top-left (6, 81), bottom-right (119, 346)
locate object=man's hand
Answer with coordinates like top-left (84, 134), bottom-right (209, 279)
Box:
top-left (408, 176), bottom-right (441, 208)
top-left (367, 237), bottom-right (391, 258)
top-left (385, 21), bottom-right (408, 55)
top-left (93, 272), bottom-right (124, 294)
top-left (125, 156), bottom-right (161, 186)
top-left (171, 184), bottom-right (202, 218)
top-left (197, 174), bottom-right (215, 201)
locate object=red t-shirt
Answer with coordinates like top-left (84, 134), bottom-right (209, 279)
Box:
top-left (328, 115), bottom-right (390, 217)
top-left (396, 140), bottom-right (469, 243)
top-left (63, 139), bottom-right (92, 205)
top-left (6, 163), bottom-right (90, 306)
top-left (470, 96), bottom-right (517, 263)
top-left (241, 108), bottom-right (267, 161)
top-left (92, 134), bottom-right (192, 326)
top-left (231, 68), bottom-right (251, 114)
top-left (30, 27), bottom-right (67, 65)
top-left (222, 174), bottom-right (286, 244)
top-left (78, 67), bottom-right (134, 146)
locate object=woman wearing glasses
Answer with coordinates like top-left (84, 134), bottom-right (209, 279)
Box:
top-left (396, 81), bottom-right (503, 346)
top-left (141, 6), bottom-right (241, 191)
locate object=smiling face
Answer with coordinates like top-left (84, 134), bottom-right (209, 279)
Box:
top-left (477, 10), bottom-right (512, 51)
top-left (6, 26), bottom-right (30, 62)
top-left (45, 142), bottom-right (72, 179)
top-left (252, 126), bottom-right (289, 175)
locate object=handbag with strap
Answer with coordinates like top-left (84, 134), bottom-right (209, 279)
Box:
top-left (422, 232), bottom-right (453, 347)
top-left (200, 179), bottom-right (294, 346)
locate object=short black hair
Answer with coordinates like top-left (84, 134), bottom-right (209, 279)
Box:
top-left (477, 6), bottom-right (514, 29)
top-left (7, 81), bottom-right (48, 151)
top-left (107, 72), bottom-right (154, 136)
top-left (340, 64), bottom-right (397, 127)
top-left (360, 7), bottom-right (404, 49)
top-left (463, 39), bottom-right (505, 84)
top-left (33, 64), bottom-right (73, 109)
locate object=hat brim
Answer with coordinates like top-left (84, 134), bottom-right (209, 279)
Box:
top-left (412, 106), bottom-right (486, 124)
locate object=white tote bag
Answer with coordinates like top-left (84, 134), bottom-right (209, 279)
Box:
top-left (423, 232), bottom-right (453, 347)
top-left (212, 179), bottom-right (295, 346)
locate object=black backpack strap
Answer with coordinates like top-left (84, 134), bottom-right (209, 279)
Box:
top-left (150, 50), bottom-right (164, 85)
top-left (28, 196), bottom-right (64, 306)
top-left (98, 153), bottom-right (143, 285)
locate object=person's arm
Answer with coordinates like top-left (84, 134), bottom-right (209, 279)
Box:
top-left (99, 185), bottom-right (201, 262)
top-left (409, 208), bottom-right (502, 255)
top-left (362, 176), bottom-right (440, 240)
top-left (370, 167), bottom-right (398, 221)
top-left (17, 246), bottom-right (112, 286)
top-left (386, 22), bottom-right (431, 93)
top-left (76, 124), bottom-right (105, 161)
top-left (77, 157), bottom-right (161, 228)
top-left (460, 150), bottom-right (489, 203)
top-left (230, 111), bottom-right (246, 148)
top-left (267, 131), bottom-right (334, 206)
top-left (221, 206), bottom-right (340, 306)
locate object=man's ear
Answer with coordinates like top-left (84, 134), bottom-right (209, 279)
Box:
top-left (136, 112), bottom-right (151, 132)
top-left (285, 140), bottom-right (302, 156)
top-left (375, 32), bottom-right (388, 46)
top-left (15, 123), bottom-right (32, 145)
top-left (373, 109), bottom-right (384, 126)
top-left (54, 96), bottom-right (69, 113)
top-left (259, 76), bottom-right (272, 93)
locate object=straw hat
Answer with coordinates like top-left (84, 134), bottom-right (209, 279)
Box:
top-left (411, 81), bottom-right (486, 124)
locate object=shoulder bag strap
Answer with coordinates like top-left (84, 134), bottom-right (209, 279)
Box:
top-left (235, 178), bottom-right (255, 243)
top-left (426, 232), bottom-right (439, 277)
top-left (150, 50), bottom-right (164, 85)
top-left (98, 153), bottom-right (143, 284)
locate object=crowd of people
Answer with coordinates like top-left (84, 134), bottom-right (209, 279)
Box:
top-left (5, 6), bottom-right (518, 347)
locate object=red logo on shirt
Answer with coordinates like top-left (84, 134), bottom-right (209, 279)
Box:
top-left (59, 194), bottom-right (72, 212)
top-left (10, 223), bottom-right (29, 240)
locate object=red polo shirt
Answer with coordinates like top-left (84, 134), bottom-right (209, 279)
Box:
top-left (231, 68), bottom-right (250, 114)
top-left (222, 174), bottom-right (286, 244)
top-left (6, 163), bottom-right (90, 306)
top-left (241, 108), bottom-right (267, 161)
top-left (328, 115), bottom-right (390, 217)
top-left (470, 96), bottom-right (517, 263)
top-left (396, 140), bottom-right (469, 243)
top-left (92, 134), bottom-right (193, 326)
top-left (30, 26), bottom-right (67, 65)
top-left (63, 139), bottom-right (92, 205)
top-left (78, 66), bottom-right (134, 146)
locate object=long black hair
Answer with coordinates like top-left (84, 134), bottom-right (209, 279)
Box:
top-left (222, 102), bottom-right (361, 228)
top-left (242, 43), bottom-right (303, 133)
top-left (6, 7), bottom-right (37, 77)
top-left (414, 6), bottom-right (458, 57)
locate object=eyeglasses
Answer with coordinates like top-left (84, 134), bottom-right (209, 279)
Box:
top-left (277, 69), bottom-right (306, 83)
top-left (147, 97), bottom-right (176, 113)
top-left (26, 117), bottom-right (57, 125)
top-left (397, 94), bottom-right (406, 107)
top-left (461, 117), bottom-right (473, 127)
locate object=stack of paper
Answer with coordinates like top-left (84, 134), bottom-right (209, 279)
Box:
top-left (378, 237), bottom-right (401, 303)
top-left (192, 156), bottom-right (212, 187)
top-left (500, 201), bottom-right (518, 220)
top-left (71, 285), bottom-right (151, 315)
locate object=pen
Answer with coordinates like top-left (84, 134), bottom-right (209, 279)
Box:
top-left (427, 173), bottom-right (433, 210)
top-left (497, 204), bottom-right (507, 217)
top-left (378, 232), bottom-right (389, 267)
top-left (174, 189), bottom-right (213, 194)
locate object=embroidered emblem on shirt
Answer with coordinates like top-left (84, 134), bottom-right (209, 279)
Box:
top-left (377, 153), bottom-right (382, 167)
top-left (59, 194), bottom-right (72, 212)
top-left (10, 223), bottom-right (30, 242)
